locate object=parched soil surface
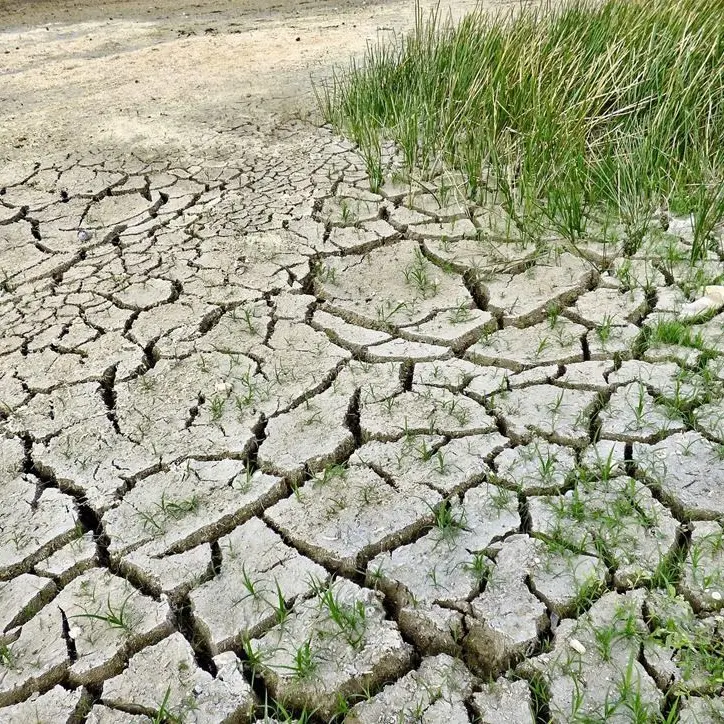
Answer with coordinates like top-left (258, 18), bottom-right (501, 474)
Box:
top-left (1, 1), bottom-right (723, 722)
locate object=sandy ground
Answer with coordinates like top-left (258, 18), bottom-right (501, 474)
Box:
top-left (0, 0), bottom-right (487, 162)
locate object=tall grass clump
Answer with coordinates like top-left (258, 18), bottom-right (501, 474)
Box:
top-left (318, 0), bottom-right (724, 258)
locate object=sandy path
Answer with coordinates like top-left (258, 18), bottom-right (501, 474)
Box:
top-left (0, 0), bottom-right (484, 160)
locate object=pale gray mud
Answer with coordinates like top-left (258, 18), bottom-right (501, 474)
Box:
top-left (1, 0), bottom-right (723, 722)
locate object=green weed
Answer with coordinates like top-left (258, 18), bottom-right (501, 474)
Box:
top-left (320, 0), bottom-right (724, 262)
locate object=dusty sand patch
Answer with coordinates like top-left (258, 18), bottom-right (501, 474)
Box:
top-left (0, 0), bottom-right (484, 160)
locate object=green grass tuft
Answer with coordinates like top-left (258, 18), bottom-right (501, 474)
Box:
top-left (320, 0), bottom-right (724, 261)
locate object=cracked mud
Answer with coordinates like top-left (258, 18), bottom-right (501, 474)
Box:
top-left (1, 1), bottom-right (724, 722)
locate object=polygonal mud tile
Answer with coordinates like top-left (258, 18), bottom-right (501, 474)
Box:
top-left (321, 196), bottom-right (383, 225)
top-left (669, 258), bottom-right (724, 298)
top-left (0, 443), bottom-right (79, 578)
top-left (422, 233), bottom-right (536, 276)
top-left (0, 617), bottom-right (68, 707)
top-left (466, 536), bottom-right (550, 676)
top-left (111, 278), bottom-right (176, 311)
top-left (413, 358), bottom-right (487, 391)
top-left (0, 574), bottom-right (57, 632)
top-left (32, 422), bottom-right (158, 513)
top-left (352, 432), bottom-right (508, 496)
top-left (110, 173), bottom-right (150, 194)
top-left (399, 307), bottom-right (496, 352)
top-left (316, 240), bottom-right (472, 329)
top-left (338, 360), bottom-right (404, 405)
top-left (609, 360), bottom-right (706, 403)
top-left (326, 222), bottom-right (398, 254)
top-left (192, 300), bottom-right (270, 355)
top-left (0, 158), bottom-right (36, 187)
top-left (653, 286), bottom-right (689, 313)
top-left (191, 231), bottom-right (307, 295)
top-left (57, 319), bottom-right (100, 349)
top-left (19, 332), bottom-right (145, 391)
top-left (103, 460), bottom-right (284, 560)
top-left (598, 381), bottom-right (686, 443)
top-left (257, 386), bottom-right (355, 483)
top-left (249, 578), bottom-right (413, 719)
top-left (273, 292), bottom-right (316, 322)
top-left (83, 300), bottom-right (136, 334)
top-left (491, 385), bottom-right (598, 448)
top-left (64, 569), bottom-right (172, 686)
top-left (643, 342), bottom-right (703, 368)
top-left (694, 400), bottom-right (724, 443)
top-left (470, 678), bottom-right (535, 724)
top-left (0, 568), bottom-right (171, 705)
top-left (519, 590), bottom-right (663, 722)
top-left (706, 356), bottom-right (724, 384)
top-left (262, 320), bottom-right (352, 399)
top-left (643, 590), bottom-right (724, 696)
top-left (5, 382), bottom-right (108, 439)
top-left (34, 532), bottom-right (97, 587)
top-left (4, 253), bottom-right (73, 293)
top-left (405, 188), bottom-right (470, 220)
top-left (470, 207), bottom-right (530, 243)
top-left (265, 465), bottom-right (438, 575)
top-left (118, 544), bottom-right (215, 600)
top-left (493, 440), bottom-right (576, 494)
top-left (57, 166), bottom-right (124, 198)
top-left (566, 286), bottom-right (647, 327)
top-left (585, 322), bottom-right (640, 361)
top-left (528, 549), bottom-right (609, 620)
top-left (528, 476), bottom-right (678, 588)
top-left (633, 432), bottom-right (724, 519)
top-left (367, 484), bottom-right (520, 654)
top-left (346, 654), bottom-right (477, 723)
top-left (466, 318), bottom-right (586, 372)
top-left (0, 366), bottom-right (26, 413)
top-left (611, 256), bottom-right (666, 289)
top-left (679, 695), bottom-right (724, 724)
top-left (311, 309), bottom-right (391, 353)
top-left (465, 367), bottom-right (511, 402)
top-left (191, 517), bottom-right (328, 655)
top-left (482, 253), bottom-right (595, 327)
top-left (129, 298), bottom-right (218, 355)
top-left (578, 440), bottom-right (628, 479)
top-left (508, 364), bottom-right (560, 387)
top-left (568, 230), bottom-right (625, 267)
top-left (557, 361), bottom-right (615, 391)
top-left (0, 685), bottom-right (84, 723)
top-left (680, 521), bottom-right (724, 612)
top-left (692, 311), bottom-right (724, 351)
top-left (114, 351), bottom-right (264, 463)
top-left (101, 633), bottom-right (255, 722)
top-left (360, 387), bottom-right (496, 441)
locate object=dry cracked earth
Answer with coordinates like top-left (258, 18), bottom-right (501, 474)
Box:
top-left (2, 3), bottom-right (724, 724)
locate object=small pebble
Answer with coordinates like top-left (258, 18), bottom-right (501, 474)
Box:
top-left (569, 638), bottom-right (586, 654)
top-left (77, 228), bottom-right (92, 242)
